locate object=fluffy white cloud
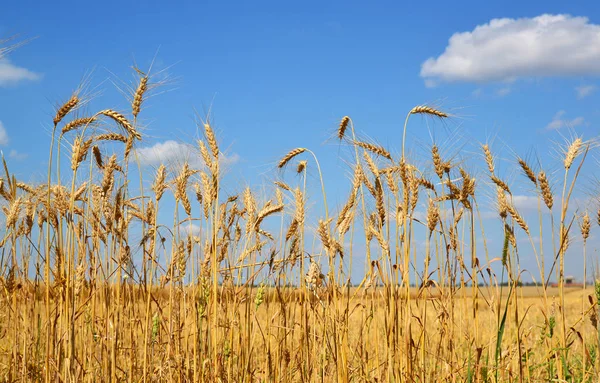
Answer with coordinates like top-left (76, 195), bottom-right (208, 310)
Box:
top-left (512, 195), bottom-right (539, 210)
top-left (0, 121), bottom-right (8, 145)
top-left (545, 110), bottom-right (585, 130)
top-left (180, 223), bottom-right (201, 236)
top-left (421, 14), bottom-right (600, 85)
top-left (138, 140), bottom-right (197, 167)
top-left (576, 84), bottom-right (597, 99)
top-left (0, 59), bottom-right (39, 86)
top-left (137, 140), bottom-right (239, 169)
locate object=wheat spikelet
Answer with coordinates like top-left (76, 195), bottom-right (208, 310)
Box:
top-left (96, 133), bottom-right (128, 143)
top-left (353, 141), bottom-right (392, 161)
top-left (597, 208), bottom-right (600, 227)
top-left (336, 190), bottom-right (356, 235)
top-left (537, 170), bottom-right (553, 210)
top-left (410, 105), bottom-right (448, 118)
top-left (54, 95), bottom-right (79, 126)
top-left (506, 203), bottom-right (529, 235)
top-left (92, 146), bottom-right (103, 169)
top-left (258, 229), bottom-right (274, 241)
top-left (16, 182), bottom-right (33, 194)
top-left (564, 137), bottom-right (583, 170)
top-left (181, 194), bottom-right (192, 216)
top-left (431, 145), bottom-right (444, 179)
top-left (426, 199), bottom-right (439, 232)
top-left (306, 261), bottom-right (323, 287)
top-left (254, 203), bottom-right (284, 230)
top-left (192, 182), bottom-right (203, 206)
top-left (293, 188), bottom-right (304, 227)
top-left (444, 179), bottom-right (461, 198)
top-left (454, 208), bottom-right (464, 226)
top-left (338, 116), bottom-right (350, 140)
top-left (274, 181), bottom-right (291, 191)
top-left (368, 224), bottom-right (389, 253)
top-left (490, 175), bottom-right (511, 194)
top-left (174, 163), bottom-right (195, 216)
top-left (198, 140), bottom-right (213, 171)
top-left (385, 171), bottom-right (398, 194)
top-left (74, 260), bottom-right (86, 297)
top-left (124, 135), bottom-right (134, 159)
top-left (361, 170), bottom-right (377, 198)
top-left (285, 219), bottom-right (299, 242)
top-left (204, 123), bottom-right (219, 159)
top-left (581, 212), bottom-right (591, 242)
top-left (23, 198), bottom-right (34, 235)
top-left (132, 75), bottom-right (148, 118)
top-left (145, 200), bottom-right (155, 224)
top-left (409, 174), bottom-right (420, 212)
top-left (296, 160), bottom-right (307, 174)
top-left (517, 158), bottom-right (537, 185)
top-left (275, 188), bottom-right (283, 205)
top-left (506, 224), bottom-right (517, 248)
top-left (242, 189), bottom-right (256, 233)
top-left (375, 177), bottom-right (385, 226)
top-left (152, 164), bottom-right (167, 201)
top-left (5, 197), bottom-right (22, 229)
top-left (448, 225), bottom-right (458, 251)
top-left (278, 148), bottom-right (306, 168)
top-left (317, 218), bottom-right (333, 254)
top-left (99, 110), bottom-right (141, 140)
top-left (497, 187), bottom-right (508, 219)
top-left (71, 136), bottom-right (94, 171)
top-left (419, 177), bottom-right (435, 191)
top-left (101, 154), bottom-right (118, 197)
top-left (363, 151), bottom-right (379, 177)
top-left (61, 117), bottom-right (96, 134)
top-left (482, 144), bottom-right (494, 174)
top-left (72, 182), bottom-right (88, 201)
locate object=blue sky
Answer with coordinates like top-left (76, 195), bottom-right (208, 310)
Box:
top-left (1, 1), bottom-right (599, 282)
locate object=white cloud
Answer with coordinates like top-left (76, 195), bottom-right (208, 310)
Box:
top-left (0, 59), bottom-right (39, 86)
top-left (138, 140), bottom-right (197, 167)
top-left (576, 84), bottom-right (597, 99)
top-left (137, 140), bottom-right (240, 169)
top-left (0, 121), bottom-right (8, 145)
top-left (512, 195), bottom-right (539, 210)
top-left (545, 110), bottom-right (585, 130)
top-left (421, 14), bottom-right (600, 85)
top-left (496, 87), bottom-right (511, 97)
top-left (8, 149), bottom-right (27, 160)
top-left (179, 223), bottom-right (201, 236)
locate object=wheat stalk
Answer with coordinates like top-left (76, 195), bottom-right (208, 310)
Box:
top-left (338, 116), bottom-right (350, 140)
top-left (564, 137), bottom-right (583, 170)
top-left (353, 141), bottom-right (392, 161)
top-left (132, 74), bottom-right (148, 118)
top-left (296, 160), bottom-right (307, 174)
top-left (426, 199), bottom-right (440, 233)
top-left (99, 110), bottom-right (141, 140)
top-left (61, 117), bottom-right (96, 134)
top-left (409, 105), bottom-right (448, 118)
top-left (54, 95), bottom-right (79, 126)
top-left (517, 158), bottom-right (537, 186)
top-left (537, 170), bottom-right (553, 210)
top-left (278, 148), bottom-right (306, 168)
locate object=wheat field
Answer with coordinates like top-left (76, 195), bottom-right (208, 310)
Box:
top-left (0, 55), bottom-right (599, 382)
